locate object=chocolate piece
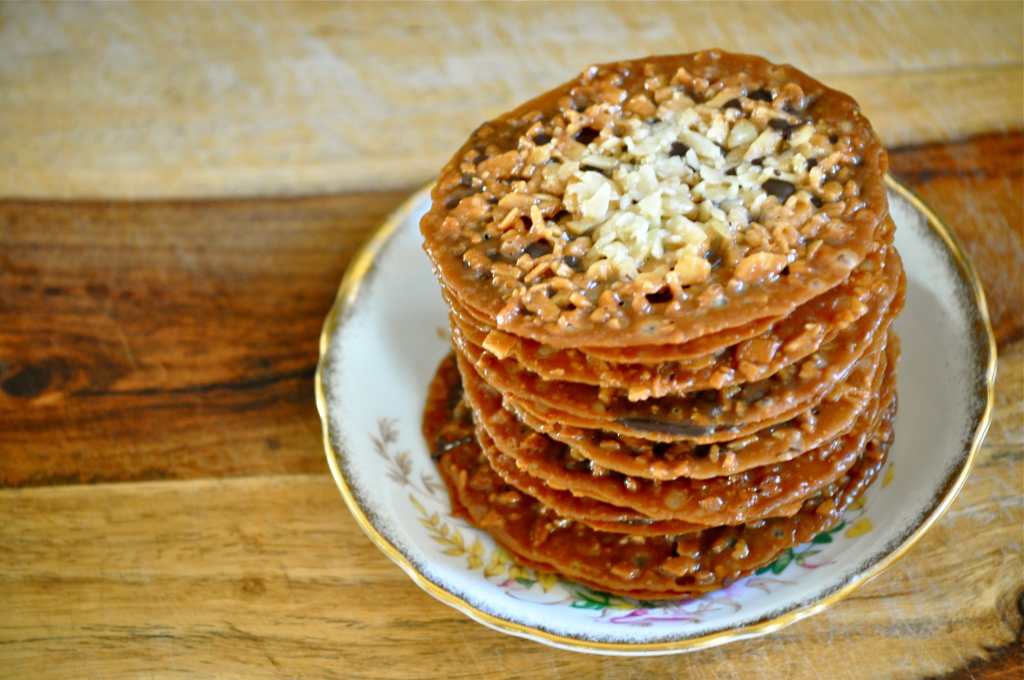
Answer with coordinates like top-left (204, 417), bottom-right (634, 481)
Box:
top-left (669, 141), bottom-right (690, 157)
top-left (762, 178), bottom-right (797, 203)
top-left (574, 127), bottom-right (600, 145)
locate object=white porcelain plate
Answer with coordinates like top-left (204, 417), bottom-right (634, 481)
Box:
top-left (316, 177), bottom-right (995, 655)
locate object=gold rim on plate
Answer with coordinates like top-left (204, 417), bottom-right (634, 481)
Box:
top-left (314, 175), bottom-right (996, 654)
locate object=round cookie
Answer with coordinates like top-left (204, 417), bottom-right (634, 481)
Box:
top-left (425, 351), bottom-right (896, 598)
top-left (520, 332), bottom-right (897, 480)
top-left (454, 228), bottom-right (894, 371)
top-left (465, 307), bottom-right (894, 443)
top-left (454, 246), bottom-right (900, 399)
top-left (466, 342), bottom-right (893, 525)
top-left (422, 51), bottom-right (890, 348)
top-left (474, 424), bottom-right (710, 536)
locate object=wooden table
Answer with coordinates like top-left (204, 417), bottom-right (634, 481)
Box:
top-left (1, 3), bottom-right (1021, 678)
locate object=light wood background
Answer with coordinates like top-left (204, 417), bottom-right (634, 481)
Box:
top-left (0, 1), bottom-right (1021, 198)
top-left (1, 2), bottom-right (1021, 679)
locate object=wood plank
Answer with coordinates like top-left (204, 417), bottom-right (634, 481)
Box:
top-left (1, 1), bottom-right (1020, 199)
top-left (0, 194), bottom-right (401, 486)
top-left (833, 65), bottom-right (1023, 152)
top-left (0, 343), bottom-right (1019, 678)
top-left (889, 133), bottom-right (1024, 345)
top-left (2, 135), bottom-right (1021, 488)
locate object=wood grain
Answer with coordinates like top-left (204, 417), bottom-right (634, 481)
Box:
top-left (0, 194), bottom-right (396, 486)
top-left (0, 344), bottom-right (1019, 679)
top-left (888, 133), bottom-right (1024, 345)
top-left (1, 1), bottom-right (1020, 199)
top-left (2, 4), bottom-right (1020, 675)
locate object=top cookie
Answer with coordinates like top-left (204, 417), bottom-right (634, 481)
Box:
top-left (421, 50), bottom-right (889, 347)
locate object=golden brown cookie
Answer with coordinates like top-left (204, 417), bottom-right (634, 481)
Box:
top-left (421, 50), bottom-right (900, 599)
top-left (425, 350), bottom-right (896, 598)
top-left (422, 51), bottom-right (889, 348)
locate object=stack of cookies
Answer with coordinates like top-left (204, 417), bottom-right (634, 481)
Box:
top-left (420, 51), bottom-right (902, 599)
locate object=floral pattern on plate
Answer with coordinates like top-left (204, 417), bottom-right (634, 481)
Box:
top-left (373, 416), bottom-right (883, 625)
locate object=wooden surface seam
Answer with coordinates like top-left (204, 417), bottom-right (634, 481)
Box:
top-left (1, 1), bottom-right (1021, 199)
